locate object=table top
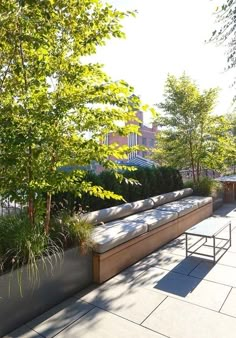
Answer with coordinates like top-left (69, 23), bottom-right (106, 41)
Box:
top-left (185, 217), bottom-right (230, 237)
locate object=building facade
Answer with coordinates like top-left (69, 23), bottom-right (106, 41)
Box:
top-left (106, 110), bottom-right (157, 161)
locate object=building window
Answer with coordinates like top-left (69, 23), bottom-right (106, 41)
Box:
top-left (103, 134), bottom-right (109, 145)
top-left (128, 133), bottom-right (137, 147)
top-left (142, 137), bottom-right (147, 145)
top-left (149, 139), bottom-right (155, 147)
top-left (128, 133), bottom-right (137, 159)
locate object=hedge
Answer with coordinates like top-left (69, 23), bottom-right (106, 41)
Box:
top-left (53, 166), bottom-right (183, 212)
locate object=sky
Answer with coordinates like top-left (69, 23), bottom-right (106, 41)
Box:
top-left (90, 0), bottom-right (235, 124)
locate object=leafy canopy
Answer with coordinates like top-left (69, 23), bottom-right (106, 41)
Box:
top-left (210, 0), bottom-right (236, 102)
top-left (211, 0), bottom-right (236, 71)
top-left (0, 0), bottom-right (143, 228)
top-left (153, 73), bottom-right (236, 182)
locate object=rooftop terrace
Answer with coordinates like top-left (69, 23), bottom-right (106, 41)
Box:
top-left (6, 204), bottom-right (236, 338)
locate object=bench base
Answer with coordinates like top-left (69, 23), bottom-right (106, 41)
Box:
top-left (93, 202), bottom-right (213, 283)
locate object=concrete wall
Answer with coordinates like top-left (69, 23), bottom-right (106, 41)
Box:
top-left (0, 248), bottom-right (93, 336)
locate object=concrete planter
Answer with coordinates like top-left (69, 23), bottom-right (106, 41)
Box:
top-left (0, 247), bottom-right (93, 336)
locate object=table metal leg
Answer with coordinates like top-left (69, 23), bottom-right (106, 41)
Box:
top-left (185, 233), bottom-right (188, 258)
top-left (213, 236), bottom-right (216, 264)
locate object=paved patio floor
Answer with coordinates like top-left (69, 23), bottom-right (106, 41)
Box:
top-left (5, 204), bottom-right (236, 338)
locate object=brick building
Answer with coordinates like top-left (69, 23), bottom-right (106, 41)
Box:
top-left (105, 110), bottom-right (157, 160)
top-left (93, 111), bottom-right (157, 173)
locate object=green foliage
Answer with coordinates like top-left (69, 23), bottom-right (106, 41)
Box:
top-left (0, 209), bottom-right (95, 292)
top-left (226, 112), bottom-right (236, 136)
top-left (53, 166), bottom-right (184, 212)
top-left (0, 0), bottom-right (144, 230)
top-left (153, 73), bottom-right (236, 182)
top-left (211, 0), bottom-right (236, 83)
top-left (184, 177), bottom-right (223, 198)
top-left (124, 167), bottom-right (148, 201)
top-left (0, 212), bottom-right (63, 293)
top-left (50, 211), bottom-right (94, 254)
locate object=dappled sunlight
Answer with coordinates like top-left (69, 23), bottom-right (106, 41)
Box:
top-left (8, 203), bottom-right (236, 337)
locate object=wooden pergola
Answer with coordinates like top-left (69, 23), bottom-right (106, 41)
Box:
top-left (217, 175), bottom-right (236, 203)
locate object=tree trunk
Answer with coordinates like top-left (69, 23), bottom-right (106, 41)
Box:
top-left (189, 137), bottom-right (196, 183)
top-left (196, 161), bottom-right (200, 183)
top-left (191, 162), bottom-right (196, 184)
top-left (44, 192), bottom-right (52, 234)
top-left (28, 195), bottom-right (34, 226)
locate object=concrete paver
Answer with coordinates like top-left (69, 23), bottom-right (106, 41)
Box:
top-left (217, 251), bottom-right (236, 268)
top-left (78, 277), bottom-right (166, 324)
top-left (26, 298), bottom-right (94, 338)
top-left (135, 266), bottom-right (231, 311)
top-left (143, 296), bottom-right (236, 338)
top-left (221, 287), bottom-right (236, 317)
top-left (139, 250), bottom-right (202, 274)
top-left (190, 260), bottom-right (236, 287)
top-left (114, 260), bottom-right (149, 282)
top-left (56, 307), bottom-right (165, 338)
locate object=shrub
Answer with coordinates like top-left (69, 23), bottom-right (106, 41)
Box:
top-left (0, 209), bottom-right (94, 281)
top-left (50, 211), bottom-right (94, 255)
top-left (0, 213), bottom-right (63, 293)
top-left (53, 166), bottom-right (183, 212)
top-left (184, 177), bottom-right (222, 198)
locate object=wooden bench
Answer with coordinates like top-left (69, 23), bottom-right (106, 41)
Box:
top-left (82, 189), bottom-right (213, 283)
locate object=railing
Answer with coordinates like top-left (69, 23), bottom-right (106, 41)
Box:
top-left (0, 198), bottom-right (23, 216)
top-left (180, 169), bottom-right (220, 182)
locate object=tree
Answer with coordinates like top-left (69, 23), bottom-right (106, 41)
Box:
top-left (225, 111), bottom-right (236, 171)
top-left (210, 0), bottom-right (236, 95)
top-left (0, 1), bottom-right (142, 232)
top-left (153, 74), bottom-right (236, 182)
top-left (226, 111), bottom-right (236, 135)
top-left (211, 0), bottom-right (236, 70)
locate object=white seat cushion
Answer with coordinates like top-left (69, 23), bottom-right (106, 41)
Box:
top-left (151, 188), bottom-right (193, 207)
top-left (80, 203), bottom-right (133, 226)
top-left (181, 196), bottom-right (212, 207)
top-left (156, 200), bottom-right (198, 217)
top-left (129, 198), bottom-right (155, 213)
top-left (125, 209), bottom-right (178, 231)
top-left (81, 198), bottom-right (155, 226)
top-left (92, 220), bottom-right (148, 253)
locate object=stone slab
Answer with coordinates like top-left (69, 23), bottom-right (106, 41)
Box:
top-left (143, 297), bottom-right (236, 338)
top-left (135, 267), bottom-right (230, 311)
top-left (217, 251), bottom-right (236, 268)
top-left (56, 307), bottom-right (165, 338)
top-left (221, 287), bottom-right (236, 317)
top-left (78, 277), bottom-right (166, 324)
top-left (114, 261), bottom-right (148, 283)
top-left (213, 204), bottom-right (236, 218)
top-left (190, 261), bottom-right (236, 287)
top-left (140, 251), bottom-right (202, 275)
top-left (26, 298), bottom-right (94, 338)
